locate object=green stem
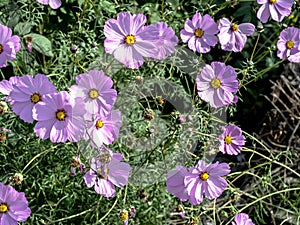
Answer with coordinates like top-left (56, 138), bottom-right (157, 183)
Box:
top-left (225, 187), bottom-right (300, 225)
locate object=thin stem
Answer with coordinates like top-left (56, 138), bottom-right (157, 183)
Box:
top-left (242, 147), bottom-right (300, 178)
top-left (96, 194), bottom-right (119, 224)
top-left (22, 147), bottom-right (56, 174)
top-left (239, 59), bottom-right (285, 89)
top-left (250, 33), bottom-right (260, 62)
top-left (225, 187), bottom-right (300, 225)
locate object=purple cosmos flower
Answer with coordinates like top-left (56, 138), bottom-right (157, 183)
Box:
top-left (0, 25), bottom-right (21, 68)
top-left (166, 166), bottom-right (189, 201)
top-left (32, 91), bottom-right (86, 143)
top-left (180, 13), bottom-right (219, 53)
top-left (218, 18), bottom-right (255, 52)
top-left (257, 0), bottom-right (293, 23)
top-left (85, 109), bottom-right (122, 147)
top-left (0, 182), bottom-right (31, 224)
top-left (184, 160), bottom-right (230, 205)
top-left (70, 70), bottom-right (117, 115)
top-left (70, 154), bottom-right (86, 176)
top-left (219, 125), bottom-right (246, 155)
top-left (149, 22), bottom-right (178, 60)
top-left (0, 76), bottom-right (20, 105)
top-left (9, 74), bottom-right (57, 123)
top-left (0, 76), bottom-right (19, 97)
top-left (104, 12), bottom-right (159, 69)
top-left (196, 62), bottom-right (239, 108)
top-left (83, 148), bottom-right (131, 197)
top-left (232, 213), bottom-right (255, 225)
top-left (277, 27), bottom-right (300, 63)
top-left (37, 0), bottom-right (62, 9)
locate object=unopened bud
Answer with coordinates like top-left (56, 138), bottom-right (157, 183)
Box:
top-left (0, 101), bottom-right (8, 114)
top-left (12, 173), bottom-right (24, 185)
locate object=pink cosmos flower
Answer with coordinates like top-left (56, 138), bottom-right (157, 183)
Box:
top-left (277, 27), bottom-right (300, 63)
top-left (32, 91), bottom-right (86, 143)
top-left (104, 12), bottom-right (159, 69)
top-left (85, 109), bottom-right (122, 147)
top-left (232, 213), bottom-right (255, 225)
top-left (196, 62), bottom-right (239, 108)
top-left (166, 166), bottom-right (189, 201)
top-left (70, 70), bottom-right (117, 115)
top-left (0, 24), bottom-right (21, 68)
top-left (218, 125), bottom-right (246, 155)
top-left (0, 76), bottom-right (19, 103)
top-left (218, 18), bottom-right (255, 52)
top-left (256, 0), bottom-right (293, 23)
top-left (10, 74), bottom-right (57, 123)
top-left (149, 22), bottom-right (178, 60)
top-left (0, 182), bottom-right (31, 224)
top-left (180, 13), bottom-right (219, 53)
top-left (37, 0), bottom-right (62, 9)
top-left (83, 148), bottom-right (131, 197)
top-left (184, 160), bottom-right (230, 205)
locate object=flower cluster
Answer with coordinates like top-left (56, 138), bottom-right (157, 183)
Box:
top-left (0, 24), bottom-right (21, 68)
top-left (104, 12), bottom-right (178, 69)
top-left (84, 147), bottom-right (131, 197)
top-left (166, 160), bottom-right (231, 205)
top-left (256, 0), bottom-right (294, 23)
top-left (180, 13), bottom-right (255, 54)
top-left (218, 125), bottom-right (246, 155)
top-left (0, 182), bottom-right (31, 224)
top-left (196, 61), bottom-right (239, 108)
top-left (277, 26), bottom-right (300, 63)
top-left (0, 70), bottom-right (131, 195)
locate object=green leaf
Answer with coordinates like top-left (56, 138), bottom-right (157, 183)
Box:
top-left (25, 33), bottom-right (53, 57)
top-left (0, 0), bottom-right (10, 7)
top-left (14, 22), bottom-right (32, 36)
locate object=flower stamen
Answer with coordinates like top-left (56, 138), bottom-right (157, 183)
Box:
top-left (269, 0), bottom-right (276, 3)
top-left (88, 89), bottom-right (99, 99)
top-left (0, 203), bottom-right (8, 213)
top-left (224, 135), bottom-right (232, 144)
top-left (56, 110), bottom-right (67, 121)
top-left (200, 172), bottom-right (209, 181)
top-left (211, 78), bottom-right (221, 89)
top-left (95, 119), bottom-right (104, 129)
top-left (30, 93), bottom-right (41, 103)
top-left (0, 44), bottom-right (3, 54)
top-left (194, 28), bottom-right (204, 38)
top-left (286, 40), bottom-right (294, 49)
top-left (231, 24), bottom-right (239, 32)
top-left (125, 35), bottom-right (135, 45)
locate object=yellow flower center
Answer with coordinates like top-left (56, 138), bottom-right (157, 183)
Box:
top-left (56, 110), bottom-right (67, 121)
top-left (231, 24), bottom-right (239, 32)
top-left (125, 35), bottom-right (135, 45)
top-left (194, 28), bottom-right (204, 38)
top-left (95, 119), bottom-right (104, 129)
top-left (200, 172), bottom-right (209, 181)
top-left (0, 203), bottom-right (8, 213)
top-left (30, 93), bottom-right (41, 103)
top-left (269, 0), bottom-right (276, 3)
top-left (211, 78), bottom-right (221, 89)
top-left (119, 210), bottom-right (129, 221)
top-left (286, 40), bottom-right (294, 49)
top-left (0, 44), bottom-right (3, 54)
top-left (88, 89), bottom-right (99, 99)
top-left (224, 135), bottom-right (232, 144)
